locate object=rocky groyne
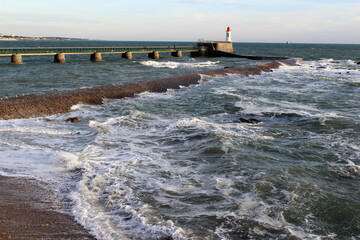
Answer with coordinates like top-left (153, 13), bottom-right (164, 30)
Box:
top-left (0, 59), bottom-right (301, 120)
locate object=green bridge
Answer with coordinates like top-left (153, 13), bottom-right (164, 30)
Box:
top-left (0, 46), bottom-right (200, 55)
top-left (0, 45), bottom-right (202, 64)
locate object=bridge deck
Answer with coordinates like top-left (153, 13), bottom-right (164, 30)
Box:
top-left (0, 46), bottom-right (200, 56)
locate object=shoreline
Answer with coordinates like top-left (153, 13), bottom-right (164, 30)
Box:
top-left (0, 175), bottom-right (95, 240)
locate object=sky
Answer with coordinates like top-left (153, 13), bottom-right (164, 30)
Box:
top-left (0, 0), bottom-right (359, 43)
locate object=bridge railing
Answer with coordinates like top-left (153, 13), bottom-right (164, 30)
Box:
top-left (0, 46), bottom-right (201, 55)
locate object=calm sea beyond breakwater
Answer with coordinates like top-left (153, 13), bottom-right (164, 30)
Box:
top-left (0, 41), bottom-right (360, 239)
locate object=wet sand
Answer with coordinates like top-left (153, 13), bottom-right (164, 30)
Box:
top-left (0, 175), bottom-right (95, 240)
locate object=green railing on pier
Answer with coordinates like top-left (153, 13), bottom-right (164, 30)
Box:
top-left (0, 46), bottom-right (200, 55)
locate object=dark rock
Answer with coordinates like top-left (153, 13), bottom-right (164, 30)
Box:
top-left (262, 112), bottom-right (302, 118)
top-left (233, 118), bottom-right (261, 124)
top-left (66, 117), bottom-right (79, 123)
top-left (160, 237), bottom-right (173, 240)
top-left (357, 62), bottom-right (360, 65)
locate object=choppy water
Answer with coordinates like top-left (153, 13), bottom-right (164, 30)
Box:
top-left (1, 41), bottom-right (360, 240)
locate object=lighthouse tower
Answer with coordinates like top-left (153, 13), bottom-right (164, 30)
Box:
top-left (226, 26), bottom-right (232, 42)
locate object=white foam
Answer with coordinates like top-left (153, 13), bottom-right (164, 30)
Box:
top-left (68, 114), bottom-right (192, 239)
top-left (139, 60), bottom-right (220, 69)
top-left (0, 125), bottom-right (74, 135)
top-left (54, 151), bottom-right (82, 171)
top-left (168, 117), bottom-right (272, 153)
top-left (214, 192), bottom-right (324, 240)
top-left (0, 116), bottom-right (94, 181)
top-left (72, 112), bottom-right (276, 238)
top-left (346, 59), bottom-right (357, 65)
top-left (329, 159), bottom-right (360, 177)
top-left (70, 153), bottom-right (188, 240)
top-left (0, 148), bottom-right (54, 177)
top-left (135, 90), bottom-right (179, 100)
top-left (71, 103), bottom-right (93, 111)
top-left (291, 59), bottom-right (360, 83)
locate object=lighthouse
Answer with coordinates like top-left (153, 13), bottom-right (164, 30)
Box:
top-left (226, 26), bottom-right (232, 42)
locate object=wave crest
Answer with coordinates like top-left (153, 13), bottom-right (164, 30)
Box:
top-left (139, 60), bottom-right (220, 69)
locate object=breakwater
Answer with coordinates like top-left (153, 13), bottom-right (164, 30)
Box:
top-left (0, 59), bottom-right (300, 120)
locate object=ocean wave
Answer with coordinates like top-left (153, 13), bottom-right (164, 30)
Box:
top-left (168, 117), bottom-right (273, 152)
top-left (295, 59), bottom-right (360, 83)
top-left (0, 125), bottom-right (74, 135)
top-left (69, 112), bottom-right (192, 239)
top-left (73, 112), bottom-right (281, 239)
top-left (330, 159), bottom-right (360, 178)
top-left (54, 151), bottom-right (82, 171)
top-left (213, 191), bottom-right (324, 240)
top-left (139, 60), bottom-right (220, 69)
top-left (70, 131), bottom-right (189, 239)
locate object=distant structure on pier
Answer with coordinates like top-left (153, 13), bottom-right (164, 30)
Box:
top-left (195, 26), bottom-right (234, 57)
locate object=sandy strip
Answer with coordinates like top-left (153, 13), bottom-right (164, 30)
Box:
top-left (0, 175), bottom-right (95, 240)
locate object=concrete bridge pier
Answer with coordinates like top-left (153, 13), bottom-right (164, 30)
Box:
top-left (122, 52), bottom-right (132, 59)
top-left (54, 53), bottom-right (66, 63)
top-left (190, 47), bottom-right (207, 57)
top-left (11, 54), bottom-right (22, 64)
top-left (90, 52), bottom-right (102, 62)
top-left (171, 50), bottom-right (182, 58)
top-left (148, 51), bottom-right (159, 59)
top-left (199, 47), bottom-right (207, 57)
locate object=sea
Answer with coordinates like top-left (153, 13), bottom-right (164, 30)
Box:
top-left (0, 41), bottom-right (359, 240)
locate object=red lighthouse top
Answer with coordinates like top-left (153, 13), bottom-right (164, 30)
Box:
top-left (227, 26), bottom-right (231, 32)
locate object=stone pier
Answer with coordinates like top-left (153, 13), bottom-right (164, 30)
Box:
top-left (54, 53), bottom-right (66, 63)
top-left (148, 51), bottom-right (160, 59)
top-left (11, 54), bottom-right (22, 64)
top-left (90, 52), bottom-right (102, 62)
top-left (122, 52), bottom-right (132, 59)
top-left (191, 42), bottom-right (234, 57)
top-left (171, 50), bottom-right (182, 58)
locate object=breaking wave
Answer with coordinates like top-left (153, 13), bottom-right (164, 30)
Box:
top-left (139, 60), bottom-right (220, 69)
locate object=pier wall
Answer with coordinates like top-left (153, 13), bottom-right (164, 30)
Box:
top-left (0, 59), bottom-right (301, 120)
top-left (211, 42), bottom-right (234, 52)
top-left (191, 41), bottom-right (233, 57)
